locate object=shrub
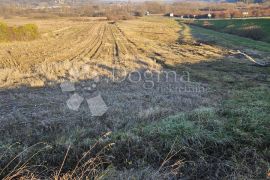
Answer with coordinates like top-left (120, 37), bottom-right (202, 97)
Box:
top-left (133, 11), bottom-right (144, 17)
top-left (15, 24), bottom-right (39, 41)
top-left (0, 22), bottom-right (39, 42)
top-left (0, 21), bottom-right (9, 41)
top-left (223, 25), bottom-right (265, 41)
top-left (106, 13), bottom-right (134, 21)
top-left (202, 20), bottom-right (214, 29)
top-left (236, 25), bottom-right (265, 41)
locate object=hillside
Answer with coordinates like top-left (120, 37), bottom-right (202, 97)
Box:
top-left (191, 18), bottom-right (270, 43)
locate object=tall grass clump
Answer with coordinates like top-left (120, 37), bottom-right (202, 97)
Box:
top-left (0, 133), bottom-right (114, 180)
top-left (0, 21), bottom-right (9, 42)
top-left (227, 25), bottom-right (265, 41)
top-left (0, 21), bottom-right (39, 42)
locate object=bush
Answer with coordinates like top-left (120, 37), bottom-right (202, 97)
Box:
top-left (202, 20), bottom-right (214, 29)
top-left (236, 26), bottom-right (265, 41)
top-left (0, 22), bottom-right (9, 41)
top-left (106, 13), bottom-right (134, 21)
top-left (223, 25), bottom-right (265, 41)
top-left (15, 24), bottom-right (39, 41)
top-left (0, 22), bottom-right (39, 42)
top-left (133, 11), bottom-right (144, 17)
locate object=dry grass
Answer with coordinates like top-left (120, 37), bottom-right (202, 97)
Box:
top-left (117, 17), bottom-right (225, 66)
top-left (0, 21), bottom-right (39, 42)
top-left (0, 16), bottom-right (269, 179)
top-left (0, 16), bottom-right (226, 89)
top-left (0, 17), bottom-right (162, 88)
top-left (1, 134), bottom-right (113, 180)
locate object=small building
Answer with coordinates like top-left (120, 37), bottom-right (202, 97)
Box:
top-left (242, 11), bottom-right (249, 17)
top-left (55, 0), bottom-right (65, 5)
top-left (208, 13), bottom-right (212, 18)
top-left (145, 11), bottom-right (150, 16)
top-left (170, 13), bottom-right (174, 17)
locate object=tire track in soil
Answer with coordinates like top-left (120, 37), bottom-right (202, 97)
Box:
top-left (115, 23), bottom-right (140, 55)
top-left (69, 23), bottom-right (103, 61)
top-left (108, 24), bottom-right (121, 65)
top-left (0, 20), bottom-right (160, 88)
top-left (89, 23), bottom-right (107, 59)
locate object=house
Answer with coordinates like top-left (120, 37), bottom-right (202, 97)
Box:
top-left (242, 11), bottom-right (249, 17)
top-left (55, 0), bottom-right (65, 4)
top-left (170, 13), bottom-right (174, 17)
top-left (208, 13), bottom-right (212, 18)
top-left (145, 11), bottom-right (150, 16)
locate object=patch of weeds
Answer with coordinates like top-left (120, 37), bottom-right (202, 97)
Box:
top-left (0, 21), bottom-right (40, 42)
top-left (0, 21), bottom-right (9, 41)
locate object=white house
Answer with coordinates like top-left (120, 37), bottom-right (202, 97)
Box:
top-left (55, 0), bottom-right (65, 4)
top-left (170, 13), bottom-right (174, 17)
top-left (242, 12), bottom-right (249, 17)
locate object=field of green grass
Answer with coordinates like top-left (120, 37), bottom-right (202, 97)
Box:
top-left (189, 24), bottom-right (270, 53)
top-left (191, 19), bottom-right (270, 43)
